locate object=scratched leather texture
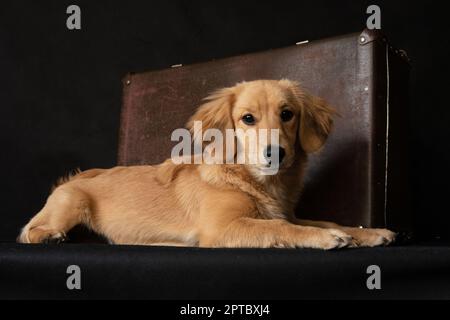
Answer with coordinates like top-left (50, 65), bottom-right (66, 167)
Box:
top-left (118, 29), bottom-right (411, 232)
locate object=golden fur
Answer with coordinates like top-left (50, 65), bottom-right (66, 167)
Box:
top-left (18, 80), bottom-right (395, 249)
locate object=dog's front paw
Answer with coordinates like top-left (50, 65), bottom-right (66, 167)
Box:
top-left (310, 228), bottom-right (354, 250)
top-left (344, 227), bottom-right (396, 247)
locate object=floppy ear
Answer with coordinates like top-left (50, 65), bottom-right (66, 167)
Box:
top-left (186, 87), bottom-right (235, 134)
top-left (280, 80), bottom-right (335, 153)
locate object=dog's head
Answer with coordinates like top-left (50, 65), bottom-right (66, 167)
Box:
top-left (186, 79), bottom-right (334, 175)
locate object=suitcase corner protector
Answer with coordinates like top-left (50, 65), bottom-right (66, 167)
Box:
top-left (359, 28), bottom-right (386, 46)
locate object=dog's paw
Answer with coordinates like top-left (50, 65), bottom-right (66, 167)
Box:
top-left (306, 228), bottom-right (353, 250)
top-left (344, 227), bottom-right (396, 247)
top-left (18, 227), bottom-right (68, 244)
top-left (42, 232), bottom-right (68, 244)
top-left (274, 227), bottom-right (353, 250)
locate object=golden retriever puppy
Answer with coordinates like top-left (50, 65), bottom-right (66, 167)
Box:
top-left (18, 79), bottom-right (396, 249)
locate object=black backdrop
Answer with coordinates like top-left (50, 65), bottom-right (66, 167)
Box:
top-left (0, 0), bottom-right (448, 241)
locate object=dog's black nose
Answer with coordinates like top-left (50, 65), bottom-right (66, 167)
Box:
top-left (264, 145), bottom-right (286, 164)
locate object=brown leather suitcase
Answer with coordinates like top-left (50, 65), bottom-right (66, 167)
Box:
top-left (118, 29), bottom-right (412, 236)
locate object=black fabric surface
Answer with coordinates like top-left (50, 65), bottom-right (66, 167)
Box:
top-left (1, 243), bottom-right (449, 300)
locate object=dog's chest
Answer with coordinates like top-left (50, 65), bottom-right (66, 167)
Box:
top-left (256, 182), bottom-right (298, 219)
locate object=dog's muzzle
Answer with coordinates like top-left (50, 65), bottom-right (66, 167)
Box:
top-left (263, 145), bottom-right (285, 166)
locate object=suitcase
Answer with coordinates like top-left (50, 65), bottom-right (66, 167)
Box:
top-left (118, 29), bottom-right (412, 236)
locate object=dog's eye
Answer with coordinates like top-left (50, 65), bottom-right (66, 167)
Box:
top-left (242, 114), bottom-right (256, 125)
top-left (280, 109), bottom-right (294, 122)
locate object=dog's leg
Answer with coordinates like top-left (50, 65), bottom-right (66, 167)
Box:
top-left (293, 218), bottom-right (396, 247)
top-left (202, 218), bottom-right (353, 250)
top-left (18, 186), bottom-right (91, 244)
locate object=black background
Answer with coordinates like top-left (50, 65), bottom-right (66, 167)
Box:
top-left (0, 0), bottom-right (449, 241)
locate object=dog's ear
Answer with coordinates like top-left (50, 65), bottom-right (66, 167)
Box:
top-left (280, 80), bottom-right (335, 153)
top-left (299, 93), bottom-right (335, 153)
top-left (186, 87), bottom-right (235, 134)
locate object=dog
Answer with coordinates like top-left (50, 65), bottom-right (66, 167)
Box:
top-left (18, 79), bottom-right (396, 249)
